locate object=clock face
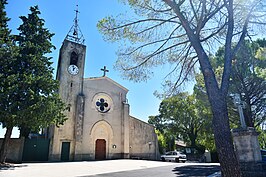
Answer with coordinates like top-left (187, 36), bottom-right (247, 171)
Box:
top-left (68, 65), bottom-right (79, 75)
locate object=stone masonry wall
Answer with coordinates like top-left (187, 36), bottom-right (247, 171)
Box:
top-left (129, 116), bottom-right (159, 160)
top-left (0, 138), bottom-right (24, 163)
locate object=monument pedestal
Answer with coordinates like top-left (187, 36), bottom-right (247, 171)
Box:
top-left (232, 127), bottom-right (266, 177)
top-left (232, 127), bottom-right (261, 162)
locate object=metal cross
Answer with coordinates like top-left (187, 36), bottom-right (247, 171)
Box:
top-left (101, 66), bottom-right (109, 77)
top-left (73, 5), bottom-right (79, 36)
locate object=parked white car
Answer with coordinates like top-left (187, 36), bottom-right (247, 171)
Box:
top-left (161, 151), bottom-right (186, 163)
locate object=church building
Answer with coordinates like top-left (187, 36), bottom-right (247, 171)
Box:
top-left (48, 9), bottom-right (159, 161)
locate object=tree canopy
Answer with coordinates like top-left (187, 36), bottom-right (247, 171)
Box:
top-left (229, 40), bottom-right (266, 127)
top-left (195, 39), bottom-right (266, 128)
top-left (149, 92), bottom-right (213, 152)
top-left (0, 4), bottom-right (66, 163)
top-left (98, 0), bottom-right (266, 90)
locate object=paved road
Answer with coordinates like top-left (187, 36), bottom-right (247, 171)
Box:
top-left (0, 160), bottom-right (220, 177)
top-left (89, 164), bottom-right (220, 177)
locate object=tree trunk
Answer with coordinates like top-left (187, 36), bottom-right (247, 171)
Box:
top-left (196, 48), bottom-right (242, 176)
top-left (188, 126), bottom-right (197, 149)
top-left (162, 0), bottom-right (243, 175)
top-left (210, 92), bottom-right (241, 177)
top-left (193, 57), bottom-right (242, 176)
top-left (19, 125), bottom-right (31, 138)
top-left (0, 126), bottom-right (13, 164)
top-left (193, 41), bottom-right (241, 177)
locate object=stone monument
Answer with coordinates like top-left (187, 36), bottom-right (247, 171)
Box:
top-left (231, 94), bottom-right (265, 176)
top-left (232, 93), bottom-right (261, 162)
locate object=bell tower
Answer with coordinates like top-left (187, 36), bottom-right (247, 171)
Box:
top-left (56, 5), bottom-right (85, 90)
top-left (49, 5), bottom-right (86, 161)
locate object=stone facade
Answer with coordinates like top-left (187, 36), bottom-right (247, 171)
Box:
top-left (129, 116), bottom-right (159, 159)
top-left (48, 39), bottom-right (159, 161)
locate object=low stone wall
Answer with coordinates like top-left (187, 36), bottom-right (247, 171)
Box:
top-left (0, 138), bottom-right (24, 163)
top-left (130, 153), bottom-right (157, 160)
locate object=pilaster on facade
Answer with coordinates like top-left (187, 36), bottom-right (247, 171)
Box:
top-left (123, 102), bottom-right (130, 158)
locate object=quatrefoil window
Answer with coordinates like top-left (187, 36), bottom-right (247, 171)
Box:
top-left (96, 98), bottom-right (109, 112)
top-left (93, 93), bottom-right (112, 113)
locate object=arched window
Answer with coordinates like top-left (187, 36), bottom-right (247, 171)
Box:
top-left (70, 51), bottom-right (78, 65)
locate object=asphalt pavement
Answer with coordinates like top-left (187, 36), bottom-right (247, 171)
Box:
top-left (0, 159), bottom-right (220, 177)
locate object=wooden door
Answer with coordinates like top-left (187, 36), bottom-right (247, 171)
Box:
top-left (95, 139), bottom-right (106, 160)
top-left (61, 142), bottom-right (70, 161)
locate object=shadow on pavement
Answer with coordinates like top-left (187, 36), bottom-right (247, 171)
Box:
top-left (0, 163), bottom-right (28, 171)
top-left (172, 165), bottom-right (220, 177)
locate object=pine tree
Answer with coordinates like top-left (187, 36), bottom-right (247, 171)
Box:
top-left (0, 0), bottom-right (18, 163)
top-left (0, 4), bottom-right (66, 163)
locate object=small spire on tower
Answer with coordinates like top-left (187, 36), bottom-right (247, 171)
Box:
top-left (65, 4), bottom-right (85, 44)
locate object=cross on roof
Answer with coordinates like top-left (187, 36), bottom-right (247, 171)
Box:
top-left (101, 66), bottom-right (109, 77)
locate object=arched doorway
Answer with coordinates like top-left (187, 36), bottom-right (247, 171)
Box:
top-left (90, 120), bottom-right (114, 160)
top-left (95, 139), bottom-right (106, 160)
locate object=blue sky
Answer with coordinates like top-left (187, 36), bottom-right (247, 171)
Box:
top-left (1, 0), bottom-right (194, 137)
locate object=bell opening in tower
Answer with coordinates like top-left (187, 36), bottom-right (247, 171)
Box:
top-left (70, 51), bottom-right (78, 66)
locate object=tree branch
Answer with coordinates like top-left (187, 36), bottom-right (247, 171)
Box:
top-left (221, 0), bottom-right (234, 95)
top-left (136, 16), bottom-right (179, 35)
top-left (109, 18), bottom-right (179, 31)
top-left (123, 26), bottom-right (185, 56)
top-left (200, 22), bottom-right (227, 42)
top-left (122, 39), bottom-right (190, 71)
